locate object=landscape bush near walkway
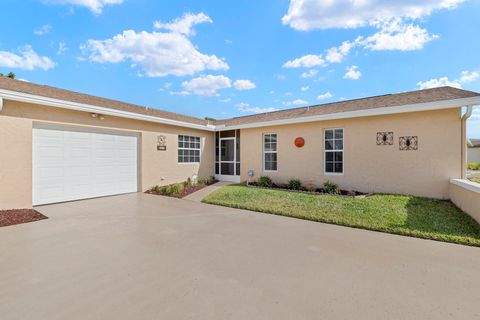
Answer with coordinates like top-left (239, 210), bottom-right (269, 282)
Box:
top-left (203, 185), bottom-right (480, 247)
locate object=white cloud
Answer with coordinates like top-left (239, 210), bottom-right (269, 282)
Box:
top-left (275, 74), bottom-right (287, 80)
top-left (236, 102), bottom-right (277, 114)
top-left (459, 70), bottom-right (479, 83)
top-left (219, 98), bottom-right (231, 103)
top-left (34, 24), bottom-right (52, 36)
top-left (325, 40), bottom-right (354, 63)
top-left (0, 45), bottom-right (55, 70)
top-left (283, 54), bottom-right (325, 68)
top-left (182, 75), bottom-right (232, 96)
top-left (283, 99), bottom-right (308, 106)
top-left (56, 41), bottom-right (68, 55)
top-left (282, 1), bottom-right (462, 69)
top-left (317, 92), bottom-right (333, 100)
top-left (234, 79), bottom-right (256, 90)
top-left (169, 90), bottom-right (190, 96)
top-left (417, 77), bottom-right (460, 89)
top-left (417, 70), bottom-right (479, 89)
top-left (153, 12), bottom-right (212, 36)
top-left (282, 0), bottom-right (465, 30)
top-left (301, 69), bottom-right (318, 78)
top-left (45, 0), bottom-right (124, 14)
top-left (81, 14), bottom-right (228, 77)
top-left (360, 20), bottom-right (438, 51)
top-left (301, 86), bottom-right (309, 92)
top-left (344, 65), bottom-right (361, 80)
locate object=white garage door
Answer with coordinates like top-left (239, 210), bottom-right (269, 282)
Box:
top-left (33, 125), bottom-right (138, 206)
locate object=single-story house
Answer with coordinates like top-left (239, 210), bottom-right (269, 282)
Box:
top-left (1, 77), bottom-right (479, 209)
top-left (468, 139), bottom-right (480, 163)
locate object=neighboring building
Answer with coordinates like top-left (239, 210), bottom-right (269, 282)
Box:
top-left (468, 139), bottom-right (480, 163)
top-left (1, 77), bottom-right (479, 209)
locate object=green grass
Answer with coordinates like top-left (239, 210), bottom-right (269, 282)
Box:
top-left (203, 185), bottom-right (480, 247)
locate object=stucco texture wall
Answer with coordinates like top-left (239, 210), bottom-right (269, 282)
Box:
top-left (240, 108), bottom-right (462, 199)
top-left (0, 100), bottom-right (214, 210)
top-left (449, 181), bottom-right (480, 223)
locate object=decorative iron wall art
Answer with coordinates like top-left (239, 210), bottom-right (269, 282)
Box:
top-left (376, 132), bottom-right (394, 145)
top-left (399, 136), bottom-right (418, 151)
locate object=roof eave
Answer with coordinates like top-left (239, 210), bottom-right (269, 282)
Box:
top-left (216, 96), bottom-right (480, 130)
top-left (0, 88), bottom-right (214, 131)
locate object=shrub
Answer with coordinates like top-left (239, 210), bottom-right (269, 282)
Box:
top-left (159, 186), bottom-right (169, 195)
top-left (287, 178), bottom-right (302, 190)
top-left (169, 184), bottom-right (181, 195)
top-left (183, 178), bottom-right (193, 189)
top-left (151, 185), bottom-right (166, 193)
top-left (468, 162), bottom-right (480, 170)
top-left (257, 176), bottom-right (273, 188)
top-left (303, 183), bottom-right (316, 192)
top-left (208, 176), bottom-right (216, 184)
top-left (323, 181), bottom-right (340, 194)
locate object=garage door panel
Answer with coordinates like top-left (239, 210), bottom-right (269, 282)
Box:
top-left (33, 127), bottom-right (138, 205)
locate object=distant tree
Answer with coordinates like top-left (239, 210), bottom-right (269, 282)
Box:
top-left (7, 72), bottom-right (15, 79)
top-left (205, 117), bottom-right (217, 121)
top-left (0, 73), bottom-right (3, 77)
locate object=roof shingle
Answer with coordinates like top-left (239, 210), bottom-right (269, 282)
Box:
top-left (0, 77), bottom-right (478, 128)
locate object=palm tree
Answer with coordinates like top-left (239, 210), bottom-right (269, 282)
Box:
top-left (7, 72), bottom-right (15, 79)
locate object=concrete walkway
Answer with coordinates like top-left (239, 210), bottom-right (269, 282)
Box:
top-left (1, 193), bottom-right (479, 320)
top-left (183, 181), bottom-right (231, 202)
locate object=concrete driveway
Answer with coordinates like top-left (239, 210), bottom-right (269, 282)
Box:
top-left (1, 193), bottom-right (479, 320)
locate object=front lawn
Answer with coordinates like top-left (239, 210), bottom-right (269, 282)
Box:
top-left (203, 185), bottom-right (480, 247)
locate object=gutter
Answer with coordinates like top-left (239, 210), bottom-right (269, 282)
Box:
top-left (461, 105), bottom-right (473, 179)
top-left (0, 89), bottom-right (213, 131)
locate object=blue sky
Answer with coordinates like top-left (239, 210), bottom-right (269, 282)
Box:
top-left (1, 0), bottom-right (479, 137)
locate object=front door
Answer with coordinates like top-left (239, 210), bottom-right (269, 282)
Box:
top-left (215, 130), bottom-right (240, 182)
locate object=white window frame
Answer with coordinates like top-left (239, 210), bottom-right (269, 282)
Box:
top-left (263, 133), bottom-right (278, 172)
top-left (323, 128), bottom-right (344, 176)
top-left (178, 135), bottom-right (201, 164)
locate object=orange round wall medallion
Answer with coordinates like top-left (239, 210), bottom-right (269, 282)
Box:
top-left (294, 137), bottom-right (305, 148)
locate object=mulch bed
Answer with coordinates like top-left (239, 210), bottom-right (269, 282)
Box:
top-left (146, 183), bottom-right (214, 199)
top-left (246, 183), bottom-right (367, 197)
top-left (0, 209), bottom-right (48, 227)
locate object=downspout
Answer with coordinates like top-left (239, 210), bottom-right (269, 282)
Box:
top-left (0, 97), bottom-right (3, 112)
top-left (461, 105), bottom-right (473, 179)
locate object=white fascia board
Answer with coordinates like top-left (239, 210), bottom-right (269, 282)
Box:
top-left (217, 96), bottom-right (480, 131)
top-left (0, 89), bottom-right (213, 131)
top-left (450, 179), bottom-right (480, 193)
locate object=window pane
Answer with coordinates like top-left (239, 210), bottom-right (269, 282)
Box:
top-left (325, 162), bottom-right (334, 173)
top-left (325, 130), bottom-right (333, 139)
top-left (270, 143), bottom-right (277, 151)
top-left (325, 140), bottom-right (333, 150)
top-left (236, 163), bottom-right (240, 176)
top-left (334, 152), bottom-right (343, 162)
top-left (215, 162), bottom-right (219, 174)
top-left (325, 152), bottom-right (334, 161)
top-left (270, 134), bottom-right (277, 143)
top-left (334, 140), bottom-right (343, 150)
top-left (334, 129), bottom-right (343, 139)
top-left (270, 161), bottom-right (277, 171)
top-left (335, 163), bottom-right (343, 173)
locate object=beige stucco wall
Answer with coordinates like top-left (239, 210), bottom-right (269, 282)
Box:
top-left (240, 108), bottom-right (462, 199)
top-left (0, 100), bottom-right (214, 210)
top-left (468, 148), bottom-right (480, 163)
top-left (449, 181), bottom-right (480, 223)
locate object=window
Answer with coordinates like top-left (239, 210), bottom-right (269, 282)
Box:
top-left (263, 133), bottom-right (277, 171)
top-left (324, 128), bottom-right (343, 174)
top-left (178, 135), bottom-right (201, 163)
